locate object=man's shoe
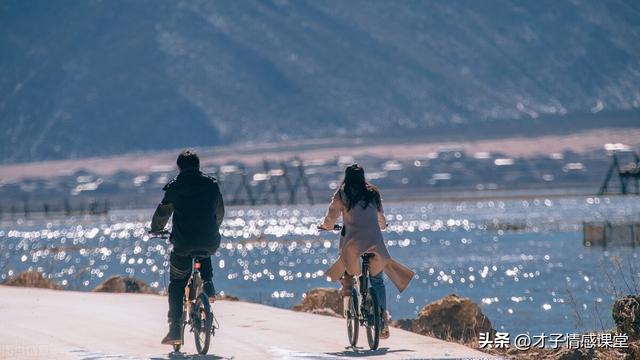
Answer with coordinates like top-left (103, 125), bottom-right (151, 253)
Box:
top-left (380, 311), bottom-right (391, 339)
top-left (161, 321), bottom-right (182, 345)
top-left (203, 281), bottom-right (215, 298)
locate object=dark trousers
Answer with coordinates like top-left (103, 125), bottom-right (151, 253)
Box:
top-left (167, 251), bottom-right (213, 322)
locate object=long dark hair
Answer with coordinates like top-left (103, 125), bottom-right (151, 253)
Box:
top-left (340, 164), bottom-right (381, 211)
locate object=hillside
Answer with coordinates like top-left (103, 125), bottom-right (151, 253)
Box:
top-left (1, 0), bottom-right (639, 163)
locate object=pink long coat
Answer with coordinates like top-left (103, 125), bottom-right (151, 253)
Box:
top-left (320, 190), bottom-right (414, 292)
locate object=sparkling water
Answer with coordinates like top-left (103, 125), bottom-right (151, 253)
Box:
top-left (1, 195), bottom-right (640, 336)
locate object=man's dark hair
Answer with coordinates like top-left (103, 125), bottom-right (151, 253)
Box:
top-left (177, 150), bottom-right (200, 170)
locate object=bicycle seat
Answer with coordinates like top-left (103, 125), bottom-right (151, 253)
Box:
top-left (190, 251), bottom-right (211, 258)
top-left (361, 253), bottom-right (375, 259)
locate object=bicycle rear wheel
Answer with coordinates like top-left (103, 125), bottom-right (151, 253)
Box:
top-left (193, 294), bottom-right (213, 355)
top-left (345, 288), bottom-right (359, 347)
top-left (365, 288), bottom-right (382, 350)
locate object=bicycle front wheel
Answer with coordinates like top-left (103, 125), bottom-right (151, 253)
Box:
top-left (193, 294), bottom-right (213, 355)
top-left (365, 288), bottom-right (382, 350)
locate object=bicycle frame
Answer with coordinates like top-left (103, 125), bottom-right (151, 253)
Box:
top-left (356, 254), bottom-right (373, 325)
top-left (183, 258), bottom-right (204, 324)
top-left (318, 225), bottom-right (382, 349)
top-left (148, 231), bottom-right (215, 354)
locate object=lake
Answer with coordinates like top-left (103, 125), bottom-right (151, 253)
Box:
top-left (1, 195), bottom-right (640, 336)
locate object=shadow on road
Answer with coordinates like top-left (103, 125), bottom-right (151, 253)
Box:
top-left (326, 346), bottom-right (414, 357)
top-left (71, 348), bottom-right (232, 360)
top-left (149, 351), bottom-right (233, 360)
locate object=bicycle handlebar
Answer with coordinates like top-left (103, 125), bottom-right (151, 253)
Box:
top-left (317, 224), bottom-right (342, 231)
top-left (148, 229), bottom-right (170, 239)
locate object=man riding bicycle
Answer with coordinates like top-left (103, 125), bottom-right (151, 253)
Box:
top-left (150, 150), bottom-right (225, 345)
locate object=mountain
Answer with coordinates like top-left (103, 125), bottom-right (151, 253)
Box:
top-left (1, 0), bottom-right (639, 163)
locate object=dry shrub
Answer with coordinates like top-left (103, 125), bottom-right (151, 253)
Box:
top-left (3, 271), bottom-right (62, 290)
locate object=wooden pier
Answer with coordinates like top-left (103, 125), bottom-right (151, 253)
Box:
top-left (583, 221), bottom-right (640, 247)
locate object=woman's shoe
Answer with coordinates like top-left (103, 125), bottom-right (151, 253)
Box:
top-left (380, 311), bottom-right (391, 339)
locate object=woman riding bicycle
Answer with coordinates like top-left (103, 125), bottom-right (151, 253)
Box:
top-left (318, 164), bottom-right (414, 339)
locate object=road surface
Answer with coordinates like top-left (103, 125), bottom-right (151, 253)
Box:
top-left (0, 286), bottom-right (496, 360)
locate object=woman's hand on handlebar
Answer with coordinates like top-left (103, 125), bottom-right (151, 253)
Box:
top-left (317, 224), bottom-right (342, 231)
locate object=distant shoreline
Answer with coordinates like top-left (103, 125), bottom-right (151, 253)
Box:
top-left (1, 127), bottom-right (639, 181)
top-left (0, 188), bottom-right (635, 221)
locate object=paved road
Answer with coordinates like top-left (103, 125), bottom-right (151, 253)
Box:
top-left (0, 286), bottom-right (496, 360)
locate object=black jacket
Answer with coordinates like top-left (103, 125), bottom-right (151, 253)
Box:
top-left (151, 168), bottom-right (225, 256)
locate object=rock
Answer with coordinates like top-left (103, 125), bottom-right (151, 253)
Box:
top-left (214, 293), bottom-right (240, 301)
top-left (2, 271), bottom-right (62, 290)
top-left (612, 295), bottom-right (640, 340)
top-left (393, 318), bottom-right (414, 331)
top-left (92, 276), bottom-right (156, 294)
top-left (627, 340), bottom-right (640, 359)
top-left (310, 308), bottom-right (342, 317)
top-left (549, 347), bottom-right (595, 360)
top-left (394, 294), bottom-right (495, 342)
top-left (292, 288), bottom-right (343, 317)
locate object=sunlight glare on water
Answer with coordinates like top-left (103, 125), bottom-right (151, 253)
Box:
top-left (1, 195), bottom-right (640, 335)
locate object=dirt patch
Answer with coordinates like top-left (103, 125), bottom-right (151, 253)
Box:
top-left (613, 295), bottom-right (640, 341)
top-left (92, 275), bottom-right (156, 294)
top-left (215, 293), bottom-right (240, 301)
top-left (393, 293), bottom-right (495, 343)
top-left (2, 271), bottom-right (62, 290)
top-left (292, 287), bottom-right (343, 317)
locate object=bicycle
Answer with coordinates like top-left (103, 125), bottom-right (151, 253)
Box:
top-left (149, 230), bottom-right (217, 355)
top-left (318, 224), bottom-right (384, 350)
